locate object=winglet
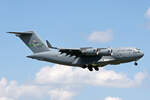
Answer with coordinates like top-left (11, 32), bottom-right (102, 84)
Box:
top-left (7, 31), bottom-right (33, 36)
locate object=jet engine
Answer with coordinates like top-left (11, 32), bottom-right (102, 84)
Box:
top-left (96, 48), bottom-right (112, 56)
top-left (81, 48), bottom-right (112, 56)
top-left (81, 48), bottom-right (97, 56)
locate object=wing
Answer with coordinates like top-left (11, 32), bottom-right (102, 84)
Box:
top-left (45, 40), bottom-right (94, 57)
top-left (59, 47), bottom-right (94, 57)
top-left (59, 48), bottom-right (83, 57)
top-left (45, 40), bottom-right (111, 57)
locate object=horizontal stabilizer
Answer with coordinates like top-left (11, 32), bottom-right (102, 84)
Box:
top-left (7, 31), bottom-right (33, 36)
top-left (46, 40), bottom-right (52, 48)
top-left (46, 40), bottom-right (58, 49)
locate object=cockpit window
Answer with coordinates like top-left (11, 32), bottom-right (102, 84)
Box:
top-left (136, 48), bottom-right (140, 51)
top-left (135, 48), bottom-right (140, 53)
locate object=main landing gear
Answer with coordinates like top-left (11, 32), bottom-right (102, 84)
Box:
top-left (94, 67), bottom-right (99, 71)
top-left (88, 66), bottom-right (93, 71)
top-left (82, 65), bottom-right (99, 71)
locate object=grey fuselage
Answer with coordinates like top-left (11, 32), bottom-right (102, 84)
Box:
top-left (8, 31), bottom-right (144, 68)
top-left (27, 47), bottom-right (144, 67)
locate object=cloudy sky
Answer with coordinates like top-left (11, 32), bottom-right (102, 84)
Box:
top-left (0, 0), bottom-right (150, 100)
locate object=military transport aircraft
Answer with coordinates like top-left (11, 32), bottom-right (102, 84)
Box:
top-left (8, 31), bottom-right (144, 71)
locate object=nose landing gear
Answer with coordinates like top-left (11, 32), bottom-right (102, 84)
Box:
top-left (134, 62), bottom-right (138, 66)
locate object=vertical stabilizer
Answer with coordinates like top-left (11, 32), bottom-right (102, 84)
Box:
top-left (8, 31), bottom-right (50, 53)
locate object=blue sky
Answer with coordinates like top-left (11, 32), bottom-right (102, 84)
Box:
top-left (0, 0), bottom-right (150, 100)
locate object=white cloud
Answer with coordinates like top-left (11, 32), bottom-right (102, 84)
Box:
top-left (145, 8), bottom-right (150, 19)
top-left (35, 64), bottom-right (146, 88)
top-left (0, 78), bottom-right (19, 98)
top-left (0, 77), bottom-right (74, 100)
top-left (0, 78), bottom-right (48, 100)
top-left (48, 89), bottom-right (74, 100)
top-left (105, 96), bottom-right (121, 100)
top-left (88, 29), bottom-right (113, 43)
top-left (0, 97), bottom-right (14, 100)
top-left (145, 8), bottom-right (150, 29)
top-left (18, 85), bottom-right (47, 98)
top-left (0, 64), bottom-right (146, 100)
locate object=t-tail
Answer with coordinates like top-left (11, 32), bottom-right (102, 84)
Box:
top-left (8, 31), bottom-right (50, 53)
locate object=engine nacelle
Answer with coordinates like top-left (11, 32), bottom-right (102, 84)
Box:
top-left (97, 48), bottom-right (112, 56)
top-left (81, 48), bottom-right (112, 56)
top-left (81, 48), bottom-right (97, 56)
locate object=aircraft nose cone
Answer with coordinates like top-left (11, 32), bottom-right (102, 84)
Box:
top-left (140, 52), bottom-right (144, 58)
top-left (141, 53), bottom-right (144, 57)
